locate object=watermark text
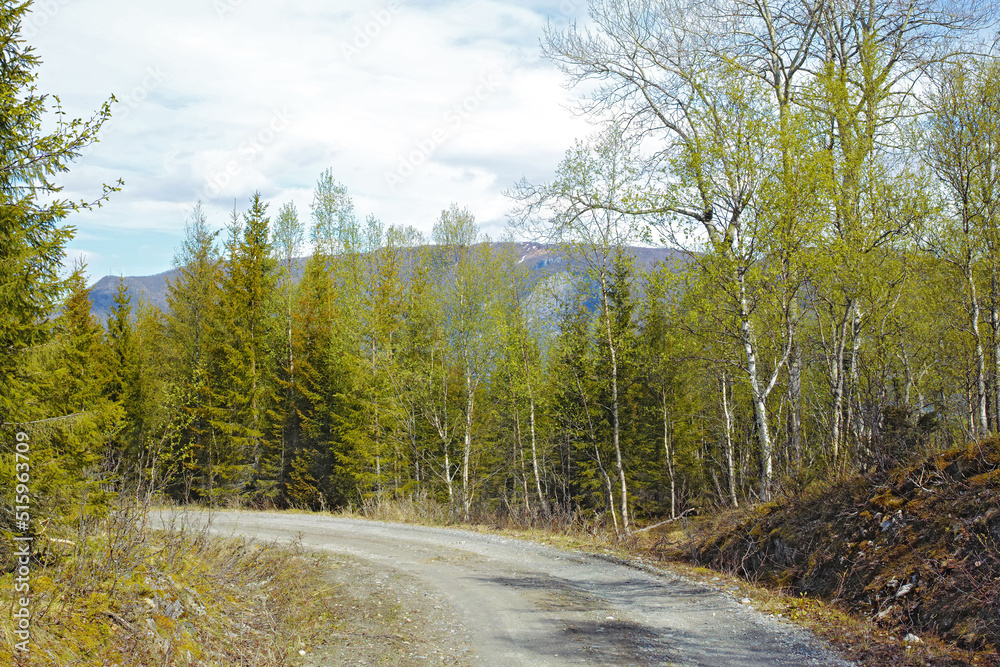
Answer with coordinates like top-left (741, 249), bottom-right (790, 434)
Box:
top-left (12, 430), bottom-right (32, 654)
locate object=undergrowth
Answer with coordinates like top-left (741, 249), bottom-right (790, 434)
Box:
top-left (0, 501), bottom-right (337, 666)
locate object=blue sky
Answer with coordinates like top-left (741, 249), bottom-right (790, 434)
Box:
top-left (27, 0), bottom-right (596, 281)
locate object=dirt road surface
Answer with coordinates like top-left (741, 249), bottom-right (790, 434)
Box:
top-left (164, 510), bottom-right (854, 666)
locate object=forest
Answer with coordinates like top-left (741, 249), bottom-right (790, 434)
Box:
top-left (3, 0), bottom-right (1000, 541)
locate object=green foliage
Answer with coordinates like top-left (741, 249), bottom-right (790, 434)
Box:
top-left (0, 1), bottom-right (117, 426)
top-left (100, 279), bottom-right (169, 482)
top-left (162, 203), bottom-right (224, 501)
top-left (0, 2), bottom-right (120, 540)
top-left (8, 0), bottom-right (1000, 556)
top-left (208, 194), bottom-right (282, 503)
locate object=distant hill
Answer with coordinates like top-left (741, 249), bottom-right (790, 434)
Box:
top-left (88, 243), bottom-right (684, 323)
top-left (89, 270), bottom-right (178, 323)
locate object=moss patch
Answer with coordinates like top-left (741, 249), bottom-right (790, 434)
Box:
top-left (687, 437), bottom-right (1000, 665)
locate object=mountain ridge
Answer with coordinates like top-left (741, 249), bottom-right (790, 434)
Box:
top-left (87, 242), bottom-right (683, 322)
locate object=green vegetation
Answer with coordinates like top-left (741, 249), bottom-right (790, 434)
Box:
top-left (6, 0), bottom-right (1000, 540)
top-left (2, 0), bottom-right (1000, 662)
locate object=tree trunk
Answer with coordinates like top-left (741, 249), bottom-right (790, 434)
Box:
top-left (721, 373), bottom-right (739, 508)
top-left (830, 300), bottom-right (854, 464)
top-left (462, 369), bottom-right (474, 521)
top-left (787, 322), bottom-right (803, 468)
top-left (514, 408), bottom-right (530, 515)
top-left (992, 303), bottom-right (1000, 432)
top-left (845, 305), bottom-right (863, 447)
top-left (601, 282), bottom-right (629, 533)
top-left (739, 270), bottom-right (773, 501)
top-left (528, 390), bottom-right (547, 515)
top-left (661, 393), bottom-right (676, 519)
top-left (595, 445), bottom-right (619, 536)
top-left (576, 374), bottom-right (618, 535)
top-left (968, 258), bottom-right (989, 436)
top-left (283, 266), bottom-right (294, 496)
top-left (991, 268), bottom-right (1000, 432)
top-left (443, 447), bottom-right (454, 509)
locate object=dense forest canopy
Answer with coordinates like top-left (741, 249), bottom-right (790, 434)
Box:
top-left (3, 0), bottom-right (1000, 537)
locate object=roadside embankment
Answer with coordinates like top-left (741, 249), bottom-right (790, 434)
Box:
top-left (684, 438), bottom-right (1000, 666)
top-left (0, 505), bottom-right (339, 666)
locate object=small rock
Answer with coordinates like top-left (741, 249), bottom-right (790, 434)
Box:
top-left (740, 598), bottom-right (752, 604)
top-left (299, 649), bottom-right (307, 656)
top-left (895, 583), bottom-right (914, 598)
top-left (904, 633), bottom-right (921, 644)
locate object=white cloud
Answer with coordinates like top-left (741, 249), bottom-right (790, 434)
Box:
top-left (62, 248), bottom-right (102, 276)
top-left (27, 0), bottom-right (594, 278)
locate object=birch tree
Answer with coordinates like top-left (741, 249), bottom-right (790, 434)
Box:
top-left (925, 58), bottom-right (1000, 437)
top-left (433, 204), bottom-right (501, 521)
top-left (511, 128), bottom-right (640, 530)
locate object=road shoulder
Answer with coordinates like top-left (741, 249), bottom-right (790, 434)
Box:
top-left (296, 551), bottom-right (475, 666)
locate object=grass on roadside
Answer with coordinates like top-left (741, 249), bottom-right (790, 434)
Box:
top-left (0, 502), bottom-right (338, 666)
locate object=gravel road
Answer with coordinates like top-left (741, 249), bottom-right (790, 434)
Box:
top-left (165, 510), bottom-right (854, 667)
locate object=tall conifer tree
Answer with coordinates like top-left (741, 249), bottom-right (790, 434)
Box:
top-left (0, 1), bottom-right (116, 426)
top-left (164, 203), bottom-right (223, 501)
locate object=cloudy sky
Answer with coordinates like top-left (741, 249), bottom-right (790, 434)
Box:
top-left (27, 0), bottom-right (597, 281)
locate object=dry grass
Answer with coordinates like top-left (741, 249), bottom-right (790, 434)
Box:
top-left (0, 499), bottom-right (338, 666)
top-left (347, 494), bottom-right (455, 526)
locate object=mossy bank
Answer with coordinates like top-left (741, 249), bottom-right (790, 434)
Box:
top-left (690, 438), bottom-right (1000, 664)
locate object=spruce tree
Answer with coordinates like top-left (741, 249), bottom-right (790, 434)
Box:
top-left (294, 175), bottom-right (367, 507)
top-left (101, 280), bottom-right (166, 485)
top-left (0, 0), bottom-right (117, 426)
top-left (164, 203), bottom-right (223, 501)
top-left (104, 279), bottom-right (135, 404)
top-left (19, 270), bottom-right (120, 526)
top-left (213, 193), bottom-right (281, 503)
top-left (271, 202), bottom-right (304, 503)
top-left (0, 2), bottom-right (118, 538)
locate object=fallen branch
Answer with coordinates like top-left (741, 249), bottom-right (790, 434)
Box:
top-left (635, 509), bottom-right (694, 534)
top-left (47, 537), bottom-right (77, 547)
top-left (3, 411), bottom-right (92, 427)
top-left (106, 612), bottom-right (135, 632)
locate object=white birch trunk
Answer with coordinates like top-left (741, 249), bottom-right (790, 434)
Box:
top-left (601, 275), bottom-right (629, 533)
top-left (721, 373), bottom-right (739, 508)
top-left (463, 368), bottom-right (474, 521)
top-left (968, 260), bottom-right (989, 436)
top-left (739, 270), bottom-right (774, 501)
top-left (528, 391), bottom-right (547, 515)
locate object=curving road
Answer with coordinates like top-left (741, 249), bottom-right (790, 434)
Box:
top-left (163, 510), bottom-right (854, 667)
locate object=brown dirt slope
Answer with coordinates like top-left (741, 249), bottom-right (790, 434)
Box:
top-left (693, 437), bottom-right (1000, 657)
